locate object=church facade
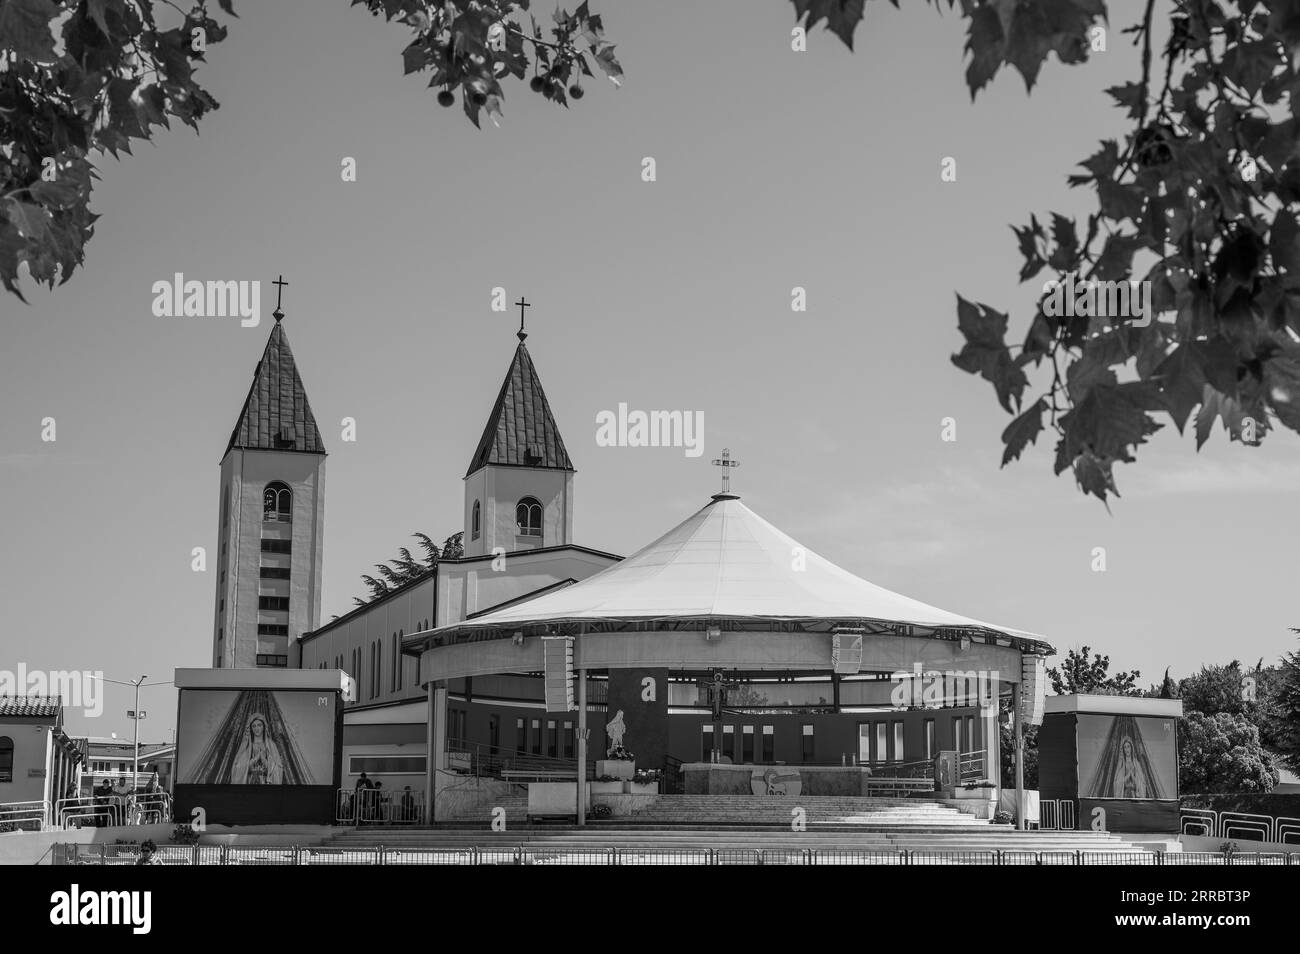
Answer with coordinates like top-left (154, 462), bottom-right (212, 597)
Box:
top-left (212, 317), bottom-right (620, 793)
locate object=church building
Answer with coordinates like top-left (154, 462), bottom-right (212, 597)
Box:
top-left (211, 297), bottom-right (1050, 823)
top-left (212, 308), bottom-right (620, 792)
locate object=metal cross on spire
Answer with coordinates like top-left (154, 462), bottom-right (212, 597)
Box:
top-left (711, 447), bottom-right (739, 494)
top-left (516, 296), bottom-right (531, 341)
top-left (272, 275), bottom-right (289, 321)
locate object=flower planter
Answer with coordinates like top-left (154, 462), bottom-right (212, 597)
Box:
top-left (595, 759), bottom-right (635, 780)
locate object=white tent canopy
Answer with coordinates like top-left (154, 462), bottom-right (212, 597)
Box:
top-left (434, 494), bottom-right (1047, 648)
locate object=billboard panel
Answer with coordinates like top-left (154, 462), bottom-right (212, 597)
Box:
top-left (177, 688), bottom-right (335, 786)
top-left (1077, 713), bottom-right (1176, 800)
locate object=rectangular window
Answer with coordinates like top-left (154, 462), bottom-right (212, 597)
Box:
top-left (516, 718), bottom-right (527, 754)
top-left (531, 719), bottom-right (542, 755)
top-left (952, 716), bottom-right (964, 753)
top-left (488, 715), bottom-right (500, 754)
top-left (563, 721), bottom-right (574, 759)
top-left (893, 721), bottom-right (905, 761)
top-left (547, 720), bottom-right (558, 758)
top-left (875, 722), bottom-right (887, 762)
top-left (761, 725), bottom-right (774, 762)
top-left (258, 566), bottom-right (291, 579)
top-left (256, 623), bottom-right (288, 637)
top-left (701, 724), bottom-right (714, 761)
top-left (965, 716), bottom-right (975, 754)
top-left (258, 596), bottom-right (290, 611)
top-left (741, 724), bottom-right (755, 763)
top-left (800, 724), bottom-right (815, 763)
top-left (722, 724), bottom-right (735, 762)
top-left (347, 755), bottom-right (427, 775)
top-left (924, 719), bottom-right (935, 759)
top-left (255, 654), bottom-right (288, 667)
top-left (260, 539), bottom-right (292, 554)
top-left (376, 642), bottom-right (383, 698)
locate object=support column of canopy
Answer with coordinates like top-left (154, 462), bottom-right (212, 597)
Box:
top-left (424, 681), bottom-right (434, 825)
top-left (981, 702), bottom-right (999, 788)
top-left (575, 666), bottom-right (587, 827)
top-left (1012, 682), bottom-right (1024, 832)
top-left (424, 681), bottom-right (447, 825)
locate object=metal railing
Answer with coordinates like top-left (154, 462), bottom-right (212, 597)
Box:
top-left (51, 793), bottom-right (173, 830)
top-left (52, 843), bottom-right (1300, 866)
top-left (958, 749), bottom-right (989, 783)
top-left (1179, 807), bottom-right (1300, 845)
top-left (444, 737), bottom-right (596, 782)
top-left (0, 800), bottom-right (51, 831)
top-left (1040, 799), bottom-right (1076, 831)
top-left (336, 788), bottom-right (425, 826)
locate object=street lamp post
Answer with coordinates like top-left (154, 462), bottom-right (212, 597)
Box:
top-left (132, 675), bottom-right (147, 790)
top-left (90, 674), bottom-right (158, 791)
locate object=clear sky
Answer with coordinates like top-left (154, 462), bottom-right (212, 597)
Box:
top-left (3, 1), bottom-right (1297, 741)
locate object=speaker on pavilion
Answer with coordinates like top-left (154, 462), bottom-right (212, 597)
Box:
top-left (1019, 655), bottom-right (1046, 726)
top-left (542, 636), bottom-right (575, 712)
top-left (831, 630), bottom-right (864, 675)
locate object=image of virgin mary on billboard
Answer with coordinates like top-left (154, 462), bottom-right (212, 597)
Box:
top-left (178, 688), bottom-right (333, 785)
top-left (1078, 713), bottom-right (1176, 800)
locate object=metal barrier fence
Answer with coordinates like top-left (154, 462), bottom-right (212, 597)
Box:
top-left (336, 788), bottom-right (425, 826)
top-left (53, 844), bottom-right (1300, 866)
top-left (1040, 799), bottom-right (1076, 831)
top-left (1179, 807), bottom-right (1300, 845)
top-left (49, 793), bottom-right (174, 830)
top-left (0, 800), bottom-right (50, 831)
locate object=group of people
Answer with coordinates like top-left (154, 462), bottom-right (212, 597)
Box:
top-left (82, 772), bottom-right (163, 827)
top-left (346, 774), bottom-right (419, 823)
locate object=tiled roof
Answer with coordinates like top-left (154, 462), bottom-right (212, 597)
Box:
top-left (466, 341), bottom-right (574, 476)
top-left (225, 321), bottom-right (325, 456)
top-left (0, 695), bottom-right (62, 718)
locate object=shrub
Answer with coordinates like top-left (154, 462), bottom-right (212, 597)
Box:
top-left (171, 824), bottom-right (200, 845)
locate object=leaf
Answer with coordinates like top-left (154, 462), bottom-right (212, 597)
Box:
top-left (1263, 348), bottom-right (1300, 431)
top-left (0, 0), bottom-right (59, 62)
top-left (218, 0), bottom-right (238, 16)
top-left (1048, 213), bottom-right (1078, 269)
top-left (964, 2), bottom-right (1005, 96)
top-left (403, 39), bottom-right (433, 74)
top-left (1072, 450), bottom-right (1118, 503)
top-left (1270, 208), bottom-right (1300, 275)
top-left (950, 295), bottom-right (1028, 412)
top-left (86, 0), bottom-right (124, 38)
top-left (1105, 81), bottom-right (1146, 120)
top-left (792, 0), bottom-right (866, 50)
top-left (1094, 233), bottom-right (1144, 281)
top-left (3, 199), bottom-right (51, 242)
top-left (1001, 398), bottom-right (1047, 466)
top-left (591, 43), bottom-right (622, 86)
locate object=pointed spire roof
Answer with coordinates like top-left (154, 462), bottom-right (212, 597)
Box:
top-left (224, 321), bottom-right (325, 456)
top-left (466, 340), bottom-right (574, 476)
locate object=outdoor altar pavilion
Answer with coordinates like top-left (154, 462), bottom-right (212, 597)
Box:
top-left (404, 490), bottom-right (1053, 825)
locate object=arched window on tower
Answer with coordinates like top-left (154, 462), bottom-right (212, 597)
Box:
top-left (516, 497), bottom-right (542, 537)
top-left (263, 482), bottom-right (292, 522)
top-left (471, 500), bottom-right (481, 540)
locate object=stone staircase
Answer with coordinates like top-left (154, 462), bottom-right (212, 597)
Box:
top-left (329, 793), bottom-right (1146, 857)
top-left (619, 794), bottom-right (985, 828)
